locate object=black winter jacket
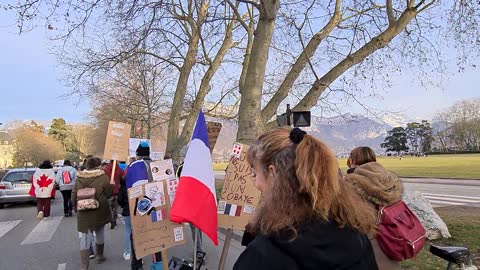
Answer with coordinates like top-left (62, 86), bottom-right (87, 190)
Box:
top-left (234, 219), bottom-right (378, 270)
top-left (117, 177), bottom-right (129, 217)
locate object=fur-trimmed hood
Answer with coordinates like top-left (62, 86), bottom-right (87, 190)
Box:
top-left (77, 169), bottom-right (105, 178)
top-left (345, 162), bottom-right (403, 207)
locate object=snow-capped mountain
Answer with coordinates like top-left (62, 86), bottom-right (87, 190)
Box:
top-left (209, 113), bottom-right (407, 159)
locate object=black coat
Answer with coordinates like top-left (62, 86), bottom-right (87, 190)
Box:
top-left (117, 177), bottom-right (129, 216)
top-left (234, 220), bottom-right (378, 270)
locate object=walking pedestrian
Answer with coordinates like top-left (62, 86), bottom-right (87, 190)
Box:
top-left (125, 141), bottom-right (162, 270)
top-left (104, 160), bottom-right (124, 229)
top-left (72, 157), bottom-right (113, 270)
top-left (29, 160), bottom-right (56, 219)
top-left (233, 128), bottom-right (378, 270)
top-left (344, 153), bottom-right (403, 270)
top-left (55, 160), bottom-right (77, 217)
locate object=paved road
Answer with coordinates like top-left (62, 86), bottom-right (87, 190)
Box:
top-left (0, 191), bottom-right (245, 270)
top-left (218, 171), bottom-right (480, 208)
top-left (2, 177), bottom-right (479, 270)
top-left (402, 178), bottom-right (480, 208)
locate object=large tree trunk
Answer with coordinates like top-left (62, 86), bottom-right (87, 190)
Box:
top-left (237, 0), bottom-right (280, 144)
top-left (170, 19), bottom-right (237, 160)
top-left (165, 1), bottom-right (208, 159)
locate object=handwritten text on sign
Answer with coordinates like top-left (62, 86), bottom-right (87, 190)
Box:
top-left (104, 121), bottom-right (131, 161)
top-left (218, 144), bottom-right (261, 230)
top-left (220, 154), bottom-right (255, 204)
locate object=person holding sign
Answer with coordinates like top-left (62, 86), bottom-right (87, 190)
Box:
top-left (103, 160), bottom-right (125, 229)
top-left (125, 142), bottom-right (164, 270)
top-left (233, 128), bottom-right (378, 270)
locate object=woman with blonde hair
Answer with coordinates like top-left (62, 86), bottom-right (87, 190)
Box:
top-left (234, 128), bottom-right (378, 270)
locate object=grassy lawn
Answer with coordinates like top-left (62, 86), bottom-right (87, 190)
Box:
top-left (401, 206), bottom-right (480, 269)
top-left (338, 154), bottom-right (480, 179)
top-left (215, 154), bottom-right (480, 179)
top-left (213, 162), bottom-right (228, 171)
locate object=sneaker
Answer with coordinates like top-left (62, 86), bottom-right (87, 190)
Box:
top-left (123, 252), bottom-right (131, 260)
top-left (36, 211), bottom-right (44, 219)
top-left (89, 253), bottom-right (95, 259)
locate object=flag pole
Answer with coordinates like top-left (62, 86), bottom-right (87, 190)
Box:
top-left (218, 228), bottom-right (233, 270)
top-left (193, 228), bottom-right (198, 270)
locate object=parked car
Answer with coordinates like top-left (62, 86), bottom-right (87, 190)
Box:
top-left (0, 168), bottom-right (37, 208)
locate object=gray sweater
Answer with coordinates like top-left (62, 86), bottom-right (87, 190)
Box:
top-left (55, 166), bottom-right (77, 191)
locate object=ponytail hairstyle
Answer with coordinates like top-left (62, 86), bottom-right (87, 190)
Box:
top-left (247, 128), bottom-right (376, 237)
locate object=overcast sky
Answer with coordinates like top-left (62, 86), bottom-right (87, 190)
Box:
top-left (0, 12), bottom-right (478, 126)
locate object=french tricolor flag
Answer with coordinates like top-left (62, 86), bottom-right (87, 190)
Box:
top-left (170, 111), bottom-right (218, 245)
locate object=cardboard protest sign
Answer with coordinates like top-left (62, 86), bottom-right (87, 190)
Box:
top-left (150, 152), bottom-right (164, 161)
top-left (150, 160), bottom-right (176, 181)
top-left (104, 121), bottom-right (131, 161)
top-left (206, 121), bottom-right (222, 153)
top-left (129, 138), bottom-right (151, 158)
top-left (218, 144), bottom-right (262, 230)
top-left (128, 181), bottom-right (186, 258)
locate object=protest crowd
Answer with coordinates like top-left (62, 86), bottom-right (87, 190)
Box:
top-left (27, 115), bottom-right (430, 270)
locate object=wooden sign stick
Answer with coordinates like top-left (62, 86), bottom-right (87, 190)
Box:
top-left (218, 228), bottom-right (233, 270)
top-left (110, 160), bottom-right (117, 185)
top-left (162, 250), bottom-right (169, 270)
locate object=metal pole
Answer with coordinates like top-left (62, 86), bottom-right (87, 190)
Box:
top-left (193, 228), bottom-right (198, 270)
top-left (286, 104), bottom-right (292, 126)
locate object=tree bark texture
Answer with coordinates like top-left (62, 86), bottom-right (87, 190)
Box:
top-left (237, 0), bottom-right (280, 145)
top-left (165, 1), bottom-right (208, 158)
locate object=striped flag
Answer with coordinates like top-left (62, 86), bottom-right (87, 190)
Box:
top-left (151, 209), bottom-right (168, 222)
top-left (170, 111), bottom-right (218, 245)
top-left (219, 203), bottom-right (242, 216)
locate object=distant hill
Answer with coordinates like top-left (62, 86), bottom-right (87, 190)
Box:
top-left (206, 113), bottom-right (409, 160)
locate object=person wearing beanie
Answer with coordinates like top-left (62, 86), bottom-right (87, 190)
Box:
top-left (125, 141), bottom-right (163, 270)
top-left (136, 141), bottom-right (150, 158)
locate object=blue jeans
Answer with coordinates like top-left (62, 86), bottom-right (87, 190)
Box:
top-left (124, 216), bottom-right (132, 254)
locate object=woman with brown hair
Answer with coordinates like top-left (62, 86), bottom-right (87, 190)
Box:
top-left (72, 157), bottom-right (112, 270)
top-left (347, 146), bottom-right (377, 174)
top-left (345, 147), bottom-right (403, 269)
top-left (233, 128), bottom-right (378, 270)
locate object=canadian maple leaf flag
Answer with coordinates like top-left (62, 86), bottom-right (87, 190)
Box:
top-left (170, 111), bottom-right (218, 245)
top-left (29, 169), bottom-right (56, 198)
